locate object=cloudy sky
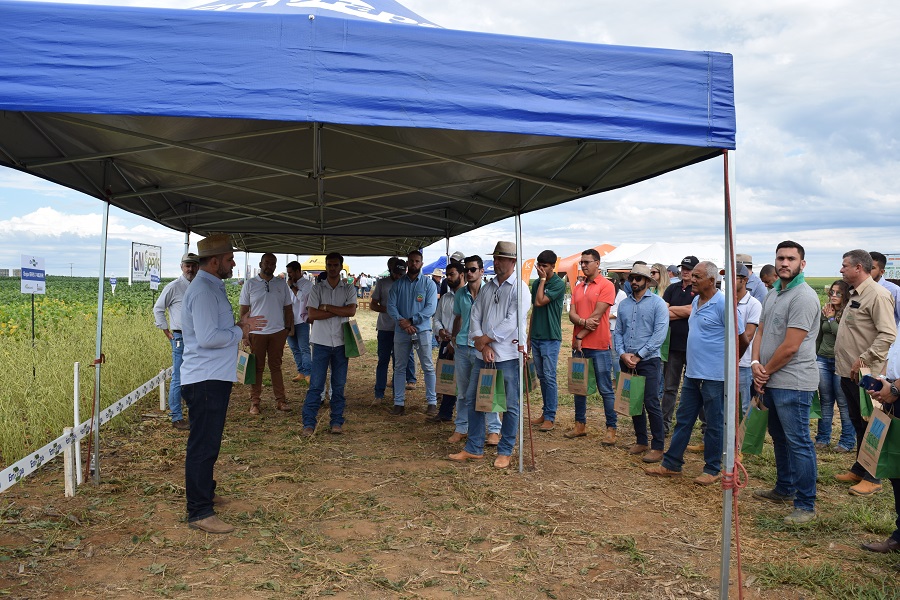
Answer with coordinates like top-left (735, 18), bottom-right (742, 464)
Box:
top-left (1, 0), bottom-right (897, 278)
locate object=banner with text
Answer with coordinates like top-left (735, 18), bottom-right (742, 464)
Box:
top-left (130, 242), bottom-right (162, 284)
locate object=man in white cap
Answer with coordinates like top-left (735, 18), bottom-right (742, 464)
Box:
top-left (240, 253), bottom-right (293, 414)
top-left (181, 234), bottom-right (266, 534)
top-left (153, 252), bottom-right (199, 431)
top-left (450, 241), bottom-right (531, 469)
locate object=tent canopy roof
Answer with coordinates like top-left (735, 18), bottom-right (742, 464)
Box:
top-left (0, 1), bottom-right (735, 256)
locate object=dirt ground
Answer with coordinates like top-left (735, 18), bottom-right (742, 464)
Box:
top-left (0, 310), bottom-right (897, 599)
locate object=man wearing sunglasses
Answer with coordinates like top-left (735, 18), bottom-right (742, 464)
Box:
top-left (450, 242), bottom-right (531, 468)
top-left (566, 248), bottom-right (617, 443)
top-left (239, 252), bottom-right (293, 415)
top-left (614, 263), bottom-right (669, 462)
top-left (447, 256), bottom-right (503, 444)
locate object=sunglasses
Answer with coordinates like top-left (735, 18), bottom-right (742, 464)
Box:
top-left (579, 260), bottom-right (597, 266)
top-left (263, 279), bottom-right (270, 293)
top-left (466, 267), bottom-right (481, 273)
top-left (627, 276), bottom-right (646, 283)
top-left (650, 270), bottom-right (660, 275)
top-left (828, 290), bottom-right (843, 297)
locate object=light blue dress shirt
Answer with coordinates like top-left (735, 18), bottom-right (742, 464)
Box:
top-left (387, 272), bottom-right (437, 331)
top-left (181, 269), bottom-right (243, 385)
top-left (614, 291), bottom-right (669, 360)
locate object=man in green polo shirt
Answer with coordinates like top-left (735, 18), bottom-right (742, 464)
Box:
top-left (528, 250), bottom-right (567, 431)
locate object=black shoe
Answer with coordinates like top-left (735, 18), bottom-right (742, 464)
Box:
top-left (424, 404), bottom-right (439, 417)
top-left (390, 405), bottom-right (405, 416)
top-left (752, 488), bottom-right (795, 504)
top-left (172, 419), bottom-right (190, 431)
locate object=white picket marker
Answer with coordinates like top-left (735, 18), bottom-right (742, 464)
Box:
top-left (159, 369), bottom-right (166, 411)
top-left (63, 427), bottom-right (76, 497)
top-left (73, 363), bottom-right (82, 485)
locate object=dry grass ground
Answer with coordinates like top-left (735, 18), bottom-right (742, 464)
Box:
top-left (0, 309), bottom-right (897, 599)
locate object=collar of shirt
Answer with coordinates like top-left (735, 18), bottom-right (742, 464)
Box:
top-left (773, 272), bottom-right (806, 294)
top-left (197, 268), bottom-right (225, 290)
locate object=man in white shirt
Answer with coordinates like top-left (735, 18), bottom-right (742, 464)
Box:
top-left (152, 252), bottom-right (199, 430)
top-left (239, 253), bottom-right (293, 415)
top-left (301, 252), bottom-right (358, 435)
top-left (285, 261), bottom-right (313, 384)
top-left (449, 241), bottom-right (531, 469)
top-left (735, 263), bottom-right (762, 413)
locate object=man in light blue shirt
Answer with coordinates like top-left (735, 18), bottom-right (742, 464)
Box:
top-left (181, 234), bottom-right (265, 535)
top-left (387, 250), bottom-right (438, 416)
top-left (613, 263), bottom-right (670, 463)
top-left (870, 251), bottom-right (900, 326)
top-left (646, 261), bottom-right (745, 486)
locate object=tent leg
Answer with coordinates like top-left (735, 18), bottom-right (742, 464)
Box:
top-left (183, 230), bottom-right (189, 255)
top-left (515, 213), bottom-right (524, 474)
top-left (719, 150), bottom-right (737, 599)
top-left (92, 198), bottom-right (111, 484)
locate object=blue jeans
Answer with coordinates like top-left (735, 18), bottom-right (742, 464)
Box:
top-left (531, 339), bottom-right (561, 422)
top-left (182, 379), bottom-right (232, 522)
top-left (573, 349), bottom-right (617, 428)
top-left (627, 357), bottom-right (665, 449)
top-left (739, 366), bottom-right (753, 415)
top-left (374, 330), bottom-right (416, 398)
top-left (285, 322), bottom-right (312, 377)
top-left (393, 329), bottom-right (436, 406)
top-left (608, 347), bottom-right (620, 378)
top-left (465, 357), bottom-right (520, 456)
top-left (763, 388), bottom-right (818, 512)
top-left (454, 345), bottom-right (501, 435)
top-left (663, 377), bottom-right (724, 475)
top-left (302, 344), bottom-right (349, 428)
top-left (815, 356), bottom-right (855, 449)
top-left (168, 334), bottom-right (185, 422)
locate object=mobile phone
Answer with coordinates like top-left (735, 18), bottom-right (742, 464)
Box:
top-left (859, 375), bottom-right (883, 392)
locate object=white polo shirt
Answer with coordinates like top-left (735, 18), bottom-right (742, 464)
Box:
top-left (309, 279), bottom-right (358, 347)
top-left (239, 275), bottom-right (292, 335)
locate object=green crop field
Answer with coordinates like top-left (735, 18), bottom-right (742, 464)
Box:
top-left (0, 276), bottom-right (242, 466)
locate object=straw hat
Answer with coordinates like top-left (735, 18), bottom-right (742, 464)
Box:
top-left (197, 233), bottom-right (238, 258)
top-left (628, 264), bottom-right (655, 280)
top-left (491, 241), bottom-right (516, 258)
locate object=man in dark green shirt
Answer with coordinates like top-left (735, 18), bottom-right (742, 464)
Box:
top-left (528, 250), bottom-right (567, 431)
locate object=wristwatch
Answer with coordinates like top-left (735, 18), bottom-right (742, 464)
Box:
top-left (890, 383), bottom-right (899, 397)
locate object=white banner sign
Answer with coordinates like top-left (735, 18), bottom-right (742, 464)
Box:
top-left (130, 242), bottom-right (162, 284)
top-left (150, 267), bottom-right (160, 291)
top-left (884, 253), bottom-right (900, 281)
top-left (21, 254), bottom-right (46, 294)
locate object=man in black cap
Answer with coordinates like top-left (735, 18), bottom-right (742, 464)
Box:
top-left (661, 255), bottom-right (699, 435)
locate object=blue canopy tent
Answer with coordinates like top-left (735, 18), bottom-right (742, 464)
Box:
top-left (0, 1), bottom-right (741, 592)
top-left (422, 255), bottom-right (448, 276)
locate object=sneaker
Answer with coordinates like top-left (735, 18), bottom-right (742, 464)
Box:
top-left (686, 442), bottom-right (704, 453)
top-left (172, 419), bottom-right (190, 431)
top-left (834, 445), bottom-right (853, 453)
top-left (834, 471), bottom-right (864, 483)
top-left (752, 488), bottom-right (795, 504)
top-left (390, 405), bottom-right (405, 416)
top-left (424, 404), bottom-right (439, 417)
top-left (783, 509), bottom-right (816, 525)
top-left (694, 473), bottom-right (721, 486)
top-left (849, 481), bottom-right (882, 496)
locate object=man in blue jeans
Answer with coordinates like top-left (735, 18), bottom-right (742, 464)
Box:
top-left (566, 248), bottom-right (617, 444)
top-left (528, 250), bottom-right (566, 432)
top-left (301, 252), bottom-right (358, 435)
top-left (613, 264), bottom-right (669, 462)
top-left (751, 241), bottom-right (821, 524)
top-left (646, 261), bottom-right (745, 484)
top-left (449, 241), bottom-right (531, 469)
top-left (153, 252), bottom-right (199, 431)
top-left (285, 261), bottom-right (313, 384)
top-left (387, 250), bottom-right (438, 416)
top-left (181, 234), bottom-right (265, 534)
top-left (370, 257), bottom-right (416, 402)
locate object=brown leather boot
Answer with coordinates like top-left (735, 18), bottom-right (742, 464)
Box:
top-left (249, 402), bottom-right (261, 415)
top-left (563, 422), bottom-right (587, 438)
top-left (601, 427), bottom-right (616, 446)
top-left (530, 415), bottom-right (545, 426)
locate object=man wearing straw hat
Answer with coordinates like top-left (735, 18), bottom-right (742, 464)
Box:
top-left (449, 241), bottom-right (531, 469)
top-left (153, 252), bottom-right (199, 431)
top-left (181, 234), bottom-right (266, 534)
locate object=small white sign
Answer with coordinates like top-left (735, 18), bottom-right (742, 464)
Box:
top-left (110, 276), bottom-right (118, 294)
top-left (150, 267), bottom-right (160, 291)
top-left (21, 255), bottom-right (45, 295)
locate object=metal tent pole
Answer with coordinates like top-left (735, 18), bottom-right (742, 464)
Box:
top-left (184, 230), bottom-right (189, 255)
top-left (719, 150), bottom-right (738, 599)
top-left (515, 213), bottom-right (524, 473)
top-left (91, 198), bottom-right (111, 484)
